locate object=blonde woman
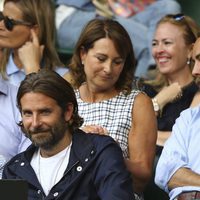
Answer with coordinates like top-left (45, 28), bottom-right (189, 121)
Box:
top-left (0, 0), bottom-right (67, 86)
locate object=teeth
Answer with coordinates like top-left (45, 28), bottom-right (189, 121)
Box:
top-left (158, 58), bottom-right (169, 63)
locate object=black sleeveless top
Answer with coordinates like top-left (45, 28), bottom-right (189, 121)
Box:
top-left (141, 81), bottom-right (199, 155)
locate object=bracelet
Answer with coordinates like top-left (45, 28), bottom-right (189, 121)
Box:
top-left (152, 97), bottom-right (160, 112)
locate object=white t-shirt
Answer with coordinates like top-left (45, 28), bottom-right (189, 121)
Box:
top-left (31, 143), bottom-right (72, 195)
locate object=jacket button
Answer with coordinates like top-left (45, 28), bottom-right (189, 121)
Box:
top-left (90, 150), bottom-right (94, 155)
top-left (85, 158), bottom-right (89, 162)
top-left (37, 190), bottom-right (41, 194)
top-left (20, 162), bottom-right (25, 166)
top-left (53, 192), bottom-right (59, 197)
top-left (76, 166), bottom-right (82, 172)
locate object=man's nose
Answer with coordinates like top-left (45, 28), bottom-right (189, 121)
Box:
top-left (192, 63), bottom-right (200, 77)
top-left (31, 114), bottom-right (42, 128)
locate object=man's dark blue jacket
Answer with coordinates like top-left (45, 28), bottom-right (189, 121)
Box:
top-left (3, 129), bottom-right (135, 200)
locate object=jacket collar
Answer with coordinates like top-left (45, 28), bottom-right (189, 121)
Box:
top-left (20, 129), bottom-right (96, 170)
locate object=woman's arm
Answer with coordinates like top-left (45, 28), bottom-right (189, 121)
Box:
top-left (127, 93), bottom-right (157, 194)
top-left (152, 82), bottom-right (182, 114)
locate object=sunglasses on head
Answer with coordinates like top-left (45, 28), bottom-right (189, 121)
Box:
top-left (0, 11), bottom-right (32, 31)
top-left (172, 13), bottom-right (185, 21)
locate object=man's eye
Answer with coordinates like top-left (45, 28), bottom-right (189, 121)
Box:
top-left (22, 111), bottom-right (32, 117)
top-left (97, 57), bottom-right (105, 62)
top-left (41, 110), bottom-right (51, 115)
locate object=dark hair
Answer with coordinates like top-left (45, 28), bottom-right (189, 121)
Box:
top-left (17, 69), bottom-right (83, 130)
top-left (69, 18), bottom-right (136, 94)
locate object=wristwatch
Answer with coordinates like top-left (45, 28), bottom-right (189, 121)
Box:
top-left (152, 97), bottom-right (160, 112)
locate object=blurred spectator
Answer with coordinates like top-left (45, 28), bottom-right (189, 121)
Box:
top-left (0, 75), bottom-right (31, 165)
top-left (155, 36), bottom-right (200, 200)
top-left (0, 0), bottom-right (67, 86)
top-left (139, 14), bottom-right (200, 200)
top-left (55, 0), bottom-right (181, 77)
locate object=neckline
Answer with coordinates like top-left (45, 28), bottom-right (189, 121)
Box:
top-left (181, 80), bottom-right (195, 90)
top-left (37, 143), bottom-right (72, 192)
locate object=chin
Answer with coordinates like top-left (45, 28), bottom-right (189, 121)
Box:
top-left (158, 66), bottom-right (171, 75)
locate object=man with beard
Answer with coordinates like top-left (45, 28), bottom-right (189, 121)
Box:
top-left (2, 69), bottom-right (134, 200)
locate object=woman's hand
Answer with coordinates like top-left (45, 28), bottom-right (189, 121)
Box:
top-left (18, 29), bottom-right (44, 74)
top-left (156, 82), bottom-right (182, 110)
top-left (81, 125), bottom-right (109, 135)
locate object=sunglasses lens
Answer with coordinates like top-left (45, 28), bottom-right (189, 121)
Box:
top-left (0, 11), bottom-right (31, 31)
top-left (4, 17), bottom-right (13, 31)
top-left (0, 12), bottom-right (4, 21)
top-left (173, 14), bottom-right (184, 21)
top-left (0, 12), bottom-right (13, 31)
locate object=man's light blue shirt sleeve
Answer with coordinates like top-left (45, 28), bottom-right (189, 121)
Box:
top-left (155, 106), bottom-right (200, 199)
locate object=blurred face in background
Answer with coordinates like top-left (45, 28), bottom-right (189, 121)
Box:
top-left (0, 1), bottom-right (32, 49)
top-left (152, 22), bottom-right (191, 76)
top-left (192, 38), bottom-right (200, 77)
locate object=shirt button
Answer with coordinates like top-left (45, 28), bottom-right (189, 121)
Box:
top-left (53, 192), bottom-right (59, 197)
top-left (76, 166), bottom-right (82, 172)
top-left (20, 162), bottom-right (25, 166)
top-left (85, 158), bottom-right (89, 162)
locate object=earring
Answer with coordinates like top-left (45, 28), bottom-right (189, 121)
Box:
top-left (81, 60), bottom-right (84, 65)
top-left (187, 58), bottom-right (190, 65)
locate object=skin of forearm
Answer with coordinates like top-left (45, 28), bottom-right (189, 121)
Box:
top-left (168, 167), bottom-right (200, 190)
top-left (125, 159), bottom-right (152, 194)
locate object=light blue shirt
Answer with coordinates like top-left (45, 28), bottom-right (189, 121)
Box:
top-left (6, 54), bottom-right (68, 87)
top-left (155, 106), bottom-right (200, 200)
top-left (0, 77), bottom-right (31, 162)
top-left (0, 155), bottom-right (6, 178)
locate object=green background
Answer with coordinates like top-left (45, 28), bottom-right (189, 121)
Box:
top-left (177, 0), bottom-right (200, 25)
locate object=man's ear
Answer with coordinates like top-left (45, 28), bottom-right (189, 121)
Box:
top-left (64, 103), bottom-right (74, 122)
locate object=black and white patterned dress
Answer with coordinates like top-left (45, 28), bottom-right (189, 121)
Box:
top-left (75, 89), bottom-right (141, 158)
